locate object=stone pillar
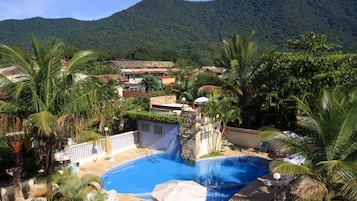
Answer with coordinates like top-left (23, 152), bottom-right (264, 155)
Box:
top-left (179, 108), bottom-right (201, 161)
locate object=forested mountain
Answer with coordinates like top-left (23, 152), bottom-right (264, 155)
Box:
top-left (0, 0), bottom-right (356, 60)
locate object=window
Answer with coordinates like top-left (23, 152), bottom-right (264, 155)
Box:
top-left (153, 125), bottom-right (163, 136)
top-left (141, 123), bottom-right (150, 132)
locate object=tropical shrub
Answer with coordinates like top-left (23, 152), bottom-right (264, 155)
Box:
top-left (126, 110), bottom-right (183, 124)
top-left (259, 86), bottom-right (357, 200)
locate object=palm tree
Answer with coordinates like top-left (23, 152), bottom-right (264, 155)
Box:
top-left (141, 74), bottom-right (160, 92)
top-left (167, 65), bottom-right (197, 102)
top-left (49, 166), bottom-right (103, 201)
top-left (203, 90), bottom-right (241, 152)
top-left (0, 36), bottom-right (103, 175)
top-left (219, 31), bottom-right (275, 127)
top-left (259, 86), bottom-right (357, 200)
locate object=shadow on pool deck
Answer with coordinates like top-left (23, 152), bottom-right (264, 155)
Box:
top-left (77, 146), bottom-right (275, 201)
top-left (228, 173), bottom-right (275, 201)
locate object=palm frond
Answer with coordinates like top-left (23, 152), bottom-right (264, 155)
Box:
top-left (0, 100), bottom-right (21, 113)
top-left (64, 51), bottom-right (97, 74)
top-left (342, 141), bottom-right (357, 161)
top-left (332, 101), bottom-right (357, 160)
top-left (63, 88), bottom-right (98, 115)
top-left (294, 96), bottom-right (322, 135)
top-left (337, 170), bottom-right (357, 201)
top-left (259, 128), bottom-right (308, 155)
top-left (272, 161), bottom-right (313, 176)
top-left (50, 167), bottom-right (102, 201)
top-left (318, 160), bottom-right (357, 175)
top-left (26, 111), bottom-right (57, 136)
top-left (0, 44), bottom-right (32, 73)
top-left (0, 114), bottom-right (23, 131)
top-left (57, 114), bottom-right (81, 139)
top-left (258, 127), bottom-right (286, 141)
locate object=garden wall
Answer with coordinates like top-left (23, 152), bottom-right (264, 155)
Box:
top-left (137, 120), bottom-right (180, 155)
top-left (225, 127), bottom-right (280, 152)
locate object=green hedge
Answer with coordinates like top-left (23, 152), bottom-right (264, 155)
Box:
top-left (126, 110), bottom-right (183, 124)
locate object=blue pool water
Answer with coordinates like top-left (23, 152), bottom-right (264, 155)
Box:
top-left (101, 153), bottom-right (269, 201)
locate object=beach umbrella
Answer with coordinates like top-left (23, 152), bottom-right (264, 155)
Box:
top-left (194, 96), bottom-right (209, 105)
top-left (151, 180), bottom-right (207, 201)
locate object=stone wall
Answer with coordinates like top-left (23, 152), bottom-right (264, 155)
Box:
top-left (179, 108), bottom-right (222, 161)
top-left (179, 108), bottom-right (200, 161)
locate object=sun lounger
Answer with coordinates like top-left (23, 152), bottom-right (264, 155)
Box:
top-left (276, 153), bottom-right (305, 165)
top-left (222, 140), bottom-right (234, 147)
top-left (259, 141), bottom-right (269, 152)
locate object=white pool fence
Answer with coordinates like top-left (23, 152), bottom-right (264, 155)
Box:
top-left (69, 130), bottom-right (139, 164)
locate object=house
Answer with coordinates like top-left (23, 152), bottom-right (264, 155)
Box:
top-left (149, 95), bottom-right (184, 113)
top-left (92, 74), bottom-right (127, 84)
top-left (0, 66), bottom-right (28, 84)
top-left (155, 76), bottom-right (176, 88)
top-left (138, 95), bottom-right (222, 159)
top-left (109, 60), bottom-right (177, 84)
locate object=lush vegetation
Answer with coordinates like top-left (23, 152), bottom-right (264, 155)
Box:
top-left (126, 110), bottom-right (183, 124)
top-left (49, 167), bottom-right (103, 201)
top-left (0, 36), bottom-right (120, 176)
top-left (0, 0), bottom-right (356, 64)
top-left (259, 87), bottom-right (357, 200)
top-left (141, 75), bottom-right (160, 92)
top-left (0, 6), bottom-right (356, 198)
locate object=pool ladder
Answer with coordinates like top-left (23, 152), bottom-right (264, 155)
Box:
top-left (147, 153), bottom-right (159, 163)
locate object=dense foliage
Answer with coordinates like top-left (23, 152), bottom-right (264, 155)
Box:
top-left (49, 167), bottom-right (103, 201)
top-left (126, 110), bottom-right (183, 124)
top-left (248, 51), bottom-right (357, 129)
top-left (141, 75), bottom-right (160, 92)
top-left (0, 0), bottom-right (356, 64)
top-left (259, 87), bottom-right (357, 200)
top-left (0, 36), bottom-right (114, 175)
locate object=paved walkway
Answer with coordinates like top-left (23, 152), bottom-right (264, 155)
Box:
top-left (229, 173), bottom-right (275, 201)
top-left (77, 148), bottom-right (155, 178)
top-left (77, 146), bottom-right (274, 201)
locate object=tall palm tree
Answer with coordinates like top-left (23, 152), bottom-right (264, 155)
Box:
top-left (0, 36), bottom-right (102, 175)
top-left (259, 86), bottom-right (357, 200)
top-left (219, 31), bottom-right (275, 127)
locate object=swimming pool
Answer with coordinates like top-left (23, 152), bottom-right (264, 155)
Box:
top-left (101, 153), bottom-right (270, 201)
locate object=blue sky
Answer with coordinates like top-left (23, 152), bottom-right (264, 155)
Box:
top-left (0, 0), bottom-right (210, 21)
top-left (0, 0), bottom-right (141, 21)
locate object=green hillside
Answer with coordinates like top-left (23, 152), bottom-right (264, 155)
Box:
top-left (0, 0), bottom-right (356, 58)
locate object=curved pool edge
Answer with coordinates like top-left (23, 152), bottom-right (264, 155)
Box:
top-left (101, 153), bottom-right (271, 201)
top-left (101, 150), bottom-right (164, 177)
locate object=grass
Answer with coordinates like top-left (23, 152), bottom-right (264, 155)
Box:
top-left (201, 152), bottom-right (224, 158)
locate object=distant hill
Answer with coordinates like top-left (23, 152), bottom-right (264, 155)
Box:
top-left (0, 0), bottom-right (356, 59)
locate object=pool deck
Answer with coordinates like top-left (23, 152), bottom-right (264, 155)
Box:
top-left (77, 146), bottom-right (274, 201)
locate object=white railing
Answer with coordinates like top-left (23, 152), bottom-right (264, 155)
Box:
top-left (70, 130), bottom-right (139, 164)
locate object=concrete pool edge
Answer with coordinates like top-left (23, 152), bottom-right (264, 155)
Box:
top-left (101, 152), bottom-right (271, 201)
top-left (77, 147), bottom-right (273, 201)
